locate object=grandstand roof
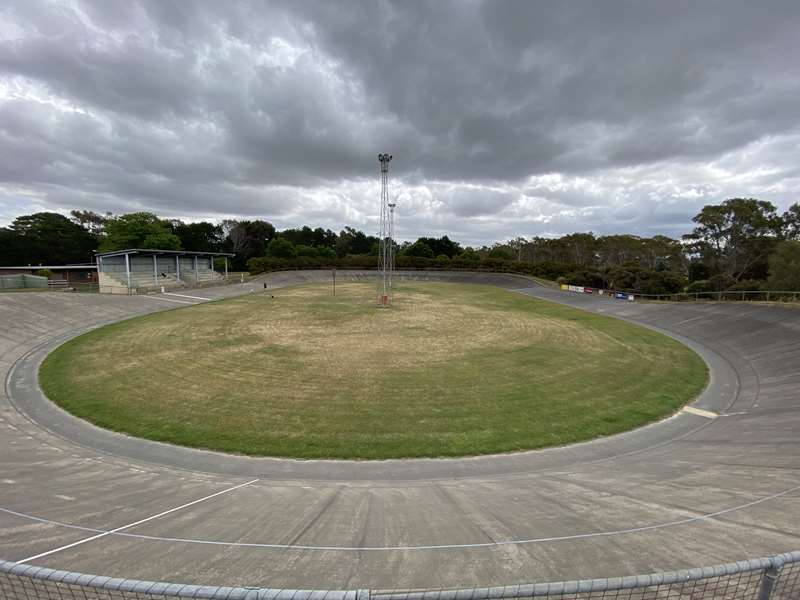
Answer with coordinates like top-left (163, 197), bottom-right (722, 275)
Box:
top-left (95, 248), bottom-right (234, 258)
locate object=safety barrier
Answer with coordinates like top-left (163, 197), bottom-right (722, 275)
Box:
top-left (1, 551), bottom-right (798, 599)
top-left (0, 274), bottom-right (48, 290)
top-left (559, 283), bottom-right (635, 301)
top-left (557, 284), bottom-right (800, 304)
top-left (636, 289), bottom-right (800, 303)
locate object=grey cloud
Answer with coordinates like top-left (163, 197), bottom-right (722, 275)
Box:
top-left (440, 187), bottom-right (516, 218)
top-left (0, 0), bottom-right (799, 244)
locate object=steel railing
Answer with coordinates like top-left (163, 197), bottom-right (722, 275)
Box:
top-left (1, 551), bottom-right (798, 599)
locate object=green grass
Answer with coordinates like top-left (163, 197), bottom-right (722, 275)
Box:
top-left (39, 282), bottom-right (707, 459)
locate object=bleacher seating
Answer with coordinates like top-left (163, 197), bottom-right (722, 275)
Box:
top-left (105, 271), bottom-right (187, 292)
top-left (179, 265), bottom-right (224, 285)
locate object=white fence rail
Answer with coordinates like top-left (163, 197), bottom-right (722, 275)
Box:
top-left (1, 551), bottom-right (798, 599)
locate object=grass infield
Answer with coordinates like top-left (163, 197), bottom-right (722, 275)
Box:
top-left (40, 282), bottom-right (707, 459)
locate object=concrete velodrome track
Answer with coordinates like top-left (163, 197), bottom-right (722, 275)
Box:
top-left (0, 270), bottom-right (798, 590)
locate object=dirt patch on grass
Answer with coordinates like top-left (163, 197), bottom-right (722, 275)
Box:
top-left (242, 283), bottom-right (599, 374)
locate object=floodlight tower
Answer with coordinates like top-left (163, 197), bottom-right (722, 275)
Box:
top-left (377, 153), bottom-right (393, 306)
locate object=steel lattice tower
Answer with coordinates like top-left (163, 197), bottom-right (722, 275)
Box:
top-left (377, 153), bottom-right (393, 306)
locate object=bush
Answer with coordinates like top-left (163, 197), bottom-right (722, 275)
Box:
top-left (35, 268), bottom-right (54, 278)
top-left (564, 270), bottom-right (605, 288)
top-left (530, 261), bottom-right (580, 280)
top-left (766, 241), bottom-right (800, 291)
top-left (404, 240), bottom-right (434, 258)
top-left (265, 238), bottom-right (297, 258)
top-left (396, 255), bottom-right (437, 269)
top-left (686, 280), bottom-right (712, 294)
top-left (487, 247), bottom-right (513, 260)
top-left (434, 255), bottom-right (451, 268)
top-left (295, 245), bottom-right (318, 258)
top-left (726, 279), bottom-right (762, 292)
top-left (633, 270), bottom-right (685, 295)
top-left (605, 266), bottom-right (639, 290)
top-left (449, 256), bottom-right (478, 269)
top-left (708, 274), bottom-right (734, 291)
top-left (687, 261), bottom-right (711, 283)
top-left (686, 275), bottom-right (731, 293)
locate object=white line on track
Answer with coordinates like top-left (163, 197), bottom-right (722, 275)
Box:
top-left (14, 478), bottom-right (259, 564)
top-left (673, 315), bottom-right (707, 327)
top-left (3, 482), bottom-right (797, 553)
top-left (138, 295), bottom-right (195, 305)
top-left (682, 406), bottom-right (719, 419)
top-left (163, 292), bottom-right (211, 301)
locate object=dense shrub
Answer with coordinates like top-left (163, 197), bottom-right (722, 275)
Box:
top-left (605, 266), bottom-right (638, 290)
top-left (687, 260), bottom-right (711, 283)
top-left (404, 240), bottom-right (435, 258)
top-left (561, 266), bottom-right (685, 295)
top-left (726, 279), bottom-right (763, 292)
top-left (396, 255), bottom-right (437, 269)
top-left (487, 247), bottom-right (513, 260)
top-left (686, 280), bottom-right (712, 294)
top-left (265, 238), bottom-right (297, 258)
top-left (633, 270), bottom-right (685, 295)
top-left (564, 270), bottom-right (606, 288)
top-left (295, 244), bottom-right (318, 257)
top-left (708, 274), bottom-right (734, 291)
top-left (767, 241), bottom-right (800, 291)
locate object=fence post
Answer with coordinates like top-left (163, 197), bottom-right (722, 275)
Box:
top-left (357, 589), bottom-right (371, 600)
top-left (758, 566), bottom-right (779, 600)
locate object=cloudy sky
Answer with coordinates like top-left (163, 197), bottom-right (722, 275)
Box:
top-left (1, 1), bottom-right (799, 245)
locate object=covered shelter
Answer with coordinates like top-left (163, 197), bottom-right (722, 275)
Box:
top-left (95, 249), bottom-right (234, 294)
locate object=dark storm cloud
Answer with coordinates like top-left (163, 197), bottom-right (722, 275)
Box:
top-left (1, 0), bottom-right (799, 242)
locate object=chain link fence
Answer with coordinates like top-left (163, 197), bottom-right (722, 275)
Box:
top-left (1, 551), bottom-right (798, 600)
top-left (0, 274), bottom-right (48, 290)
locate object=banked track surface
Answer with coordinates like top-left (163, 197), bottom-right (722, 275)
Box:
top-left (0, 270), bottom-right (798, 589)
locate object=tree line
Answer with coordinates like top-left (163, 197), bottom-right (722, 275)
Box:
top-left (1, 198), bottom-right (798, 293)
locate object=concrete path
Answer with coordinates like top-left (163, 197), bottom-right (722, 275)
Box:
top-left (0, 271), bottom-right (797, 590)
